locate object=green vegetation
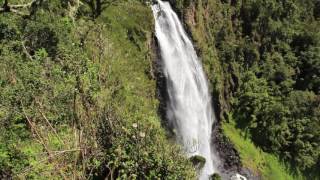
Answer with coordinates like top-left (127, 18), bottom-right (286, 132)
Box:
top-left (0, 0), bottom-right (195, 179)
top-left (190, 155), bottom-right (206, 170)
top-left (222, 116), bottom-right (299, 180)
top-left (173, 0), bottom-right (319, 179)
top-left (0, 0), bottom-right (319, 179)
top-left (211, 173), bottom-right (221, 180)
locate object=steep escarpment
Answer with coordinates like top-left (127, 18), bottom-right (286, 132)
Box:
top-left (168, 0), bottom-right (320, 179)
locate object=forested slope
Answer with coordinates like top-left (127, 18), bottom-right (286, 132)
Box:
top-left (172, 0), bottom-right (320, 179)
top-left (0, 0), bottom-right (195, 179)
top-left (0, 0), bottom-right (319, 179)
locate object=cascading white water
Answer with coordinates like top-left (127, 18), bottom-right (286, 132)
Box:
top-left (152, 1), bottom-right (220, 179)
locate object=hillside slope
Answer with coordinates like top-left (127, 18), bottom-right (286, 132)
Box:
top-left (172, 0), bottom-right (319, 179)
top-left (0, 0), bottom-right (319, 179)
top-left (0, 0), bottom-right (195, 179)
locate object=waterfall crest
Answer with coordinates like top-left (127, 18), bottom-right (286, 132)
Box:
top-left (152, 1), bottom-right (220, 179)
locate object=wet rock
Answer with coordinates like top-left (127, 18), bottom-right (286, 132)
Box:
top-left (239, 168), bottom-right (261, 180)
top-left (212, 124), bottom-right (241, 172)
top-left (212, 124), bottom-right (261, 179)
top-left (211, 173), bottom-right (222, 180)
top-left (231, 173), bottom-right (247, 180)
top-left (190, 155), bottom-right (206, 170)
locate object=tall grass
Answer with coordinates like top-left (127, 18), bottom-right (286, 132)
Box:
top-left (222, 117), bottom-right (303, 180)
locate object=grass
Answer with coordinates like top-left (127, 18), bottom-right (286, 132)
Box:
top-left (222, 115), bottom-right (303, 180)
top-left (96, 1), bottom-right (161, 126)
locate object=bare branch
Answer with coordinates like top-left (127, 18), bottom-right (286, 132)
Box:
top-left (0, 0), bottom-right (43, 16)
top-left (9, 8), bottom-right (29, 16)
top-left (21, 101), bottom-right (51, 155)
top-left (14, 149), bottom-right (82, 177)
top-left (10, 2), bottom-right (34, 8)
top-left (36, 101), bottom-right (64, 144)
top-left (21, 41), bottom-right (34, 60)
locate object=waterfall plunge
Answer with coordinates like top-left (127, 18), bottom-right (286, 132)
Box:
top-left (152, 1), bottom-right (220, 179)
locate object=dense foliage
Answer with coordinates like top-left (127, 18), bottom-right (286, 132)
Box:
top-left (1, 0), bottom-right (319, 179)
top-left (230, 0), bottom-right (319, 174)
top-left (0, 0), bottom-right (195, 179)
top-left (173, 0), bottom-right (319, 178)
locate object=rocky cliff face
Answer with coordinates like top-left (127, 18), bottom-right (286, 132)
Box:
top-left (169, 0), bottom-right (236, 122)
top-left (176, 2), bottom-right (260, 178)
top-left (151, 0), bottom-right (246, 177)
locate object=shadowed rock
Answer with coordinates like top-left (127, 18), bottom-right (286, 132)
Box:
top-left (190, 155), bottom-right (206, 170)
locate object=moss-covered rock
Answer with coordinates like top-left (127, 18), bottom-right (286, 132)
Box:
top-left (190, 155), bottom-right (206, 169)
top-left (211, 173), bottom-right (222, 180)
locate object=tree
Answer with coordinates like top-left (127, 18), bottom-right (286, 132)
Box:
top-left (284, 91), bottom-right (320, 170)
top-left (81, 0), bottom-right (118, 18)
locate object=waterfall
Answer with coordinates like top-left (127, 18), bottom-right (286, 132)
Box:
top-left (152, 1), bottom-right (220, 179)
